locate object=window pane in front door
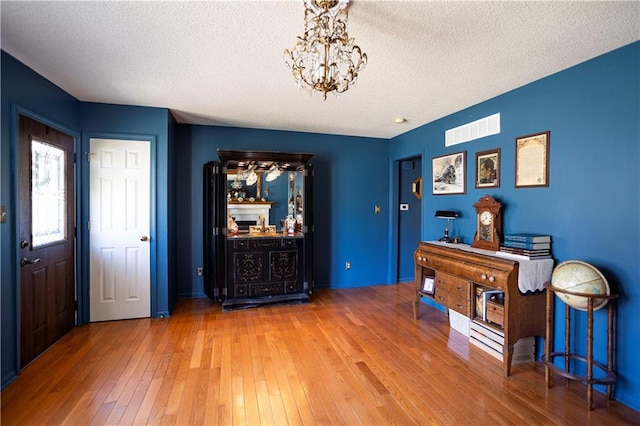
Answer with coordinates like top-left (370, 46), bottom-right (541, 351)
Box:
top-left (31, 139), bottom-right (66, 247)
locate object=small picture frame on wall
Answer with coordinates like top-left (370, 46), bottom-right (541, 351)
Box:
top-left (432, 151), bottom-right (466, 195)
top-left (412, 176), bottom-right (422, 199)
top-left (515, 131), bottom-right (550, 187)
top-left (475, 148), bottom-right (500, 188)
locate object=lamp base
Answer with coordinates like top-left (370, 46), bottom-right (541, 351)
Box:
top-left (439, 229), bottom-right (452, 243)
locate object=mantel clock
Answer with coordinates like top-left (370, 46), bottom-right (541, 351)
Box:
top-left (471, 194), bottom-right (502, 251)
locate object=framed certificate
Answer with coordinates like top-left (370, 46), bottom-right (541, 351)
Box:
top-left (515, 131), bottom-right (550, 187)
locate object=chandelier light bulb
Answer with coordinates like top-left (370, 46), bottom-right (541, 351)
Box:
top-left (284, 0), bottom-right (367, 100)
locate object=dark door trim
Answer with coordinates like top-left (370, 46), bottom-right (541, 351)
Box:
top-left (397, 155), bottom-right (422, 282)
top-left (388, 152), bottom-right (424, 284)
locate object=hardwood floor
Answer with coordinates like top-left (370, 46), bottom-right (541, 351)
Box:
top-left (2, 283), bottom-right (639, 425)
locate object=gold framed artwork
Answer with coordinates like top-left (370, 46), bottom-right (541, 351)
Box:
top-left (475, 148), bottom-right (500, 188)
top-left (515, 131), bottom-right (550, 187)
top-left (412, 176), bottom-right (422, 199)
top-left (432, 151), bottom-right (466, 195)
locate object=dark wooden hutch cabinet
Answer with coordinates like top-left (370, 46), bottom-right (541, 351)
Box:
top-left (203, 150), bottom-right (314, 310)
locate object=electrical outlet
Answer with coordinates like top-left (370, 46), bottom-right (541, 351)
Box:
top-left (197, 267), bottom-right (203, 276)
top-left (345, 261), bottom-right (351, 270)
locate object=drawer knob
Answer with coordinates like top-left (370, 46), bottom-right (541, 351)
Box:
top-left (481, 274), bottom-right (487, 280)
top-left (489, 276), bottom-right (496, 283)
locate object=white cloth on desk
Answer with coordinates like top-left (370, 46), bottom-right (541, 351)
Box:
top-left (424, 241), bottom-right (553, 293)
top-left (516, 258), bottom-right (554, 293)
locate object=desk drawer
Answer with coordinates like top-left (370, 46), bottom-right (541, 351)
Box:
top-left (449, 296), bottom-right (471, 316)
top-left (486, 301), bottom-right (504, 327)
top-left (415, 251), bottom-right (431, 267)
top-left (434, 288), bottom-right (449, 306)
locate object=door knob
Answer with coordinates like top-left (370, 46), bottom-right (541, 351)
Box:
top-left (20, 240), bottom-right (29, 249)
top-left (20, 257), bottom-right (41, 267)
top-left (140, 236), bottom-right (149, 241)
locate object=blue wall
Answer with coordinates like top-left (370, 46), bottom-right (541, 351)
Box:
top-left (80, 102), bottom-right (175, 318)
top-left (2, 41), bottom-right (639, 410)
top-left (390, 42), bottom-right (640, 410)
top-left (1, 51), bottom-right (177, 387)
top-left (1, 51), bottom-right (81, 387)
top-left (175, 124), bottom-right (389, 297)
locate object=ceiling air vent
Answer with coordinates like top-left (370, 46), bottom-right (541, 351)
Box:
top-left (445, 113), bottom-right (500, 147)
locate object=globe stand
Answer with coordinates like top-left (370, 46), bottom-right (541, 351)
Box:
top-left (542, 283), bottom-right (619, 410)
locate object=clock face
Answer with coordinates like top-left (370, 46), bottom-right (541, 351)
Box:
top-left (480, 210), bottom-right (493, 226)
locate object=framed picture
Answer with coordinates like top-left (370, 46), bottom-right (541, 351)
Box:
top-left (515, 131), bottom-right (550, 187)
top-left (475, 148), bottom-right (500, 188)
top-left (432, 151), bottom-right (466, 195)
top-left (412, 176), bottom-right (422, 199)
top-left (422, 276), bottom-right (435, 295)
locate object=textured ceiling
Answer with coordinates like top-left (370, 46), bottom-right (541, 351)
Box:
top-left (1, 1), bottom-right (639, 139)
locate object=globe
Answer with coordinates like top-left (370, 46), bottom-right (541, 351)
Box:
top-left (551, 260), bottom-right (610, 311)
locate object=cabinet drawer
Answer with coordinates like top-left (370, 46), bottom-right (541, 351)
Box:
top-left (449, 297), bottom-right (471, 316)
top-left (234, 285), bottom-right (248, 298)
top-left (281, 239), bottom-right (299, 247)
top-left (486, 301), bottom-right (504, 327)
top-left (449, 280), bottom-right (471, 299)
top-left (470, 267), bottom-right (509, 291)
top-left (436, 272), bottom-right (471, 296)
top-left (284, 282), bottom-right (299, 294)
top-left (250, 283), bottom-right (284, 296)
top-left (434, 272), bottom-right (450, 304)
top-left (415, 251), bottom-right (430, 267)
top-left (233, 240), bottom-right (251, 249)
top-left (449, 289), bottom-right (471, 315)
top-left (434, 291), bottom-right (448, 306)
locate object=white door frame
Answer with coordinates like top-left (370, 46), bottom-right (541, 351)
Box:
top-left (79, 133), bottom-right (156, 324)
top-left (89, 138), bottom-right (151, 321)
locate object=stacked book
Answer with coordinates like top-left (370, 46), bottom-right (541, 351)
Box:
top-left (496, 233), bottom-right (552, 260)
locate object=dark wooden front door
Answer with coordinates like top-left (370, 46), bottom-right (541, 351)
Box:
top-left (18, 115), bottom-right (76, 368)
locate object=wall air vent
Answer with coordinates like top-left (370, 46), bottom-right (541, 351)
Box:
top-left (445, 113), bottom-right (500, 147)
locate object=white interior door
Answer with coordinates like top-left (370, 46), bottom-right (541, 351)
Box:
top-left (89, 138), bottom-right (151, 321)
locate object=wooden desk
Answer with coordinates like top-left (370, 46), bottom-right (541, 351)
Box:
top-left (413, 241), bottom-right (548, 376)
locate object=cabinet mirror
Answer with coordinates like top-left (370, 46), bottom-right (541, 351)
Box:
top-left (221, 150), bottom-right (310, 234)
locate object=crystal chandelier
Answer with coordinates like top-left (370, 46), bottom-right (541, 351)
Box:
top-left (284, 0), bottom-right (367, 100)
